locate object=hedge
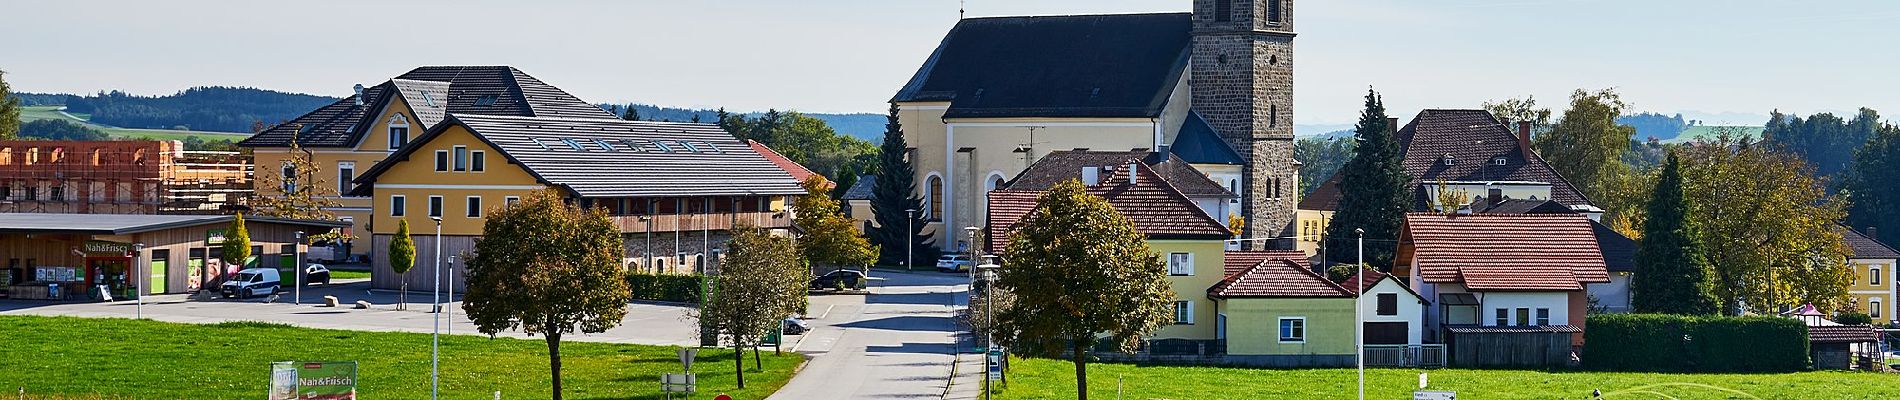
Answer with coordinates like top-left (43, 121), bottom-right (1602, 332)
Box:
top-left (1584, 313), bottom-right (1808, 372)
top-left (626, 273), bottom-right (712, 303)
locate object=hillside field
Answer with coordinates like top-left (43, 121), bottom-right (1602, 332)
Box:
top-left (17, 105), bottom-right (251, 142)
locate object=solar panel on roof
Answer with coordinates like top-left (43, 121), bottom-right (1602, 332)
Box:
top-left (592, 139), bottom-right (616, 151)
top-left (559, 138), bottom-right (585, 150)
top-left (475, 95), bottom-right (498, 106)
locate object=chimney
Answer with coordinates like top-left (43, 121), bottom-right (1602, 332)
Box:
top-left (1081, 166), bottom-right (1100, 186)
top-left (353, 83), bottom-right (366, 106)
top-left (1386, 117), bottom-right (1399, 134)
top-left (1127, 162), bottom-right (1139, 185)
top-left (1516, 121), bottom-right (1533, 154)
top-left (1868, 226), bottom-right (1880, 241)
top-left (1487, 188), bottom-right (1503, 208)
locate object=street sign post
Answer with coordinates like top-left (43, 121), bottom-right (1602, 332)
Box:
top-left (661, 373), bottom-right (696, 399)
top-left (678, 347), bottom-right (698, 371)
top-left (1414, 390), bottom-right (1456, 400)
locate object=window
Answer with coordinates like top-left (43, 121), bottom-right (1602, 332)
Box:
top-left (281, 163), bottom-right (297, 192)
top-left (926, 174), bottom-right (943, 221)
top-left (1227, 178), bottom-right (1241, 204)
top-left (434, 150), bottom-right (449, 172)
top-left (1270, 104), bottom-right (1278, 128)
top-left (1267, 0), bottom-right (1282, 23)
top-left (560, 138), bottom-right (585, 150)
top-left (505, 196), bottom-right (520, 207)
top-left (1173, 301), bottom-right (1194, 325)
top-left (387, 115), bottom-right (410, 150)
top-left (1492, 156), bottom-right (1508, 166)
top-left (1213, 0), bottom-right (1231, 22)
top-left (1874, 299), bottom-right (1884, 319)
top-left (466, 196), bottom-right (482, 218)
top-left (1278, 318), bottom-right (1305, 342)
top-left (1873, 267), bottom-right (1882, 286)
top-left (1535, 308), bottom-right (1551, 326)
top-left (48, 184), bottom-right (64, 202)
top-left (471, 151), bottom-right (486, 172)
top-left (1515, 308), bottom-right (1531, 327)
top-left (452, 146), bottom-right (469, 171)
top-left (390, 195), bottom-right (406, 217)
top-left (428, 196), bottom-right (444, 218)
top-left (338, 161), bottom-right (355, 194)
top-left (1377, 293), bottom-right (1397, 316)
top-left (1442, 156), bottom-right (1456, 166)
top-left (1168, 253), bottom-right (1194, 276)
top-left (1494, 308), bottom-right (1509, 326)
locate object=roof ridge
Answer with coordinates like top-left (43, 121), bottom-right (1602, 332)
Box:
top-left (959, 12), bottom-right (1189, 21)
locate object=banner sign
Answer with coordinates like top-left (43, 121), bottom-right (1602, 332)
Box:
top-left (207, 229), bottom-right (227, 245)
top-left (82, 240), bottom-right (133, 257)
top-left (270, 361), bottom-right (358, 400)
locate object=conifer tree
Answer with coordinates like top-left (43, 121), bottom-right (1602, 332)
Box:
top-left (869, 104), bottom-right (935, 265)
top-left (388, 218), bottom-right (416, 310)
top-left (621, 104), bottom-right (640, 121)
top-left (221, 213), bottom-right (253, 268)
top-left (1631, 152), bottom-right (1718, 315)
top-left (1323, 88), bottom-right (1408, 268)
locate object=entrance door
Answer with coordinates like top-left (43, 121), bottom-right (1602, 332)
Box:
top-left (149, 249), bottom-right (169, 294)
top-left (1365, 321), bottom-right (1409, 345)
top-left (87, 258), bottom-right (131, 300)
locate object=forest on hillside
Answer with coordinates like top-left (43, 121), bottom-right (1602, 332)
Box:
top-left (602, 103), bottom-right (884, 142)
top-left (62, 87), bottom-right (337, 132)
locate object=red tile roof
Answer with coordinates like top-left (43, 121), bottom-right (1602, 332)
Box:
top-left (1209, 259), bottom-right (1353, 299)
top-left (1300, 109), bottom-right (1592, 211)
top-left (748, 140), bottom-right (829, 189)
top-left (986, 162), bottom-right (1229, 254)
top-left (1399, 213), bottom-right (1609, 291)
top-left (1809, 325), bottom-right (1879, 344)
top-left (1842, 226), bottom-right (1900, 259)
top-left (1341, 271), bottom-right (1430, 303)
top-left (1224, 250), bottom-right (1310, 277)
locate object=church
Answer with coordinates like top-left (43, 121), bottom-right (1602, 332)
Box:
top-left (892, 0), bottom-right (1299, 251)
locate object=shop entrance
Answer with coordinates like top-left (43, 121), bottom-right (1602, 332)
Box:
top-left (150, 249), bottom-right (169, 294)
top-left (86, 257), bottom-right (132, 300)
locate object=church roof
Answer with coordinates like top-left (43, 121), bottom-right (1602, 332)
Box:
top-left (891, 13), bottom-right (1191, 119)
top-left (1170, 112), bottom-right (1246, 165)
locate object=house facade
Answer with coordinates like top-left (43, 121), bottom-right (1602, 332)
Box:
top-left (1343, 271), bottom-right (1428, 346)
top-left (1844, 227), bottom-right (1899, 324)
top-left (897, 0), bottom-right (1301, 252)
top-left (0, 140), bottom-right (250, 215)
top-left (1393, 213), bottom-right (1609, 367)
top-left (347, 115), bottom-right (807, 291)
top-left (1208, 258), bottom-right (1356, 366)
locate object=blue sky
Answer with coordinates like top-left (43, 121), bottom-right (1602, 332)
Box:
top-left (7, 0), bottom-right (1898, 125)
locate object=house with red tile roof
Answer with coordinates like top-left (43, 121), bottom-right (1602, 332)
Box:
top-left (1206, 258), bottom-right (1359, 366)
top-left (1393, 212), bottom-right (1609, 366)
top-left (1342, 271), bottom-right (1430, 349)
top-left (747, 140), bottom-right (830, 189)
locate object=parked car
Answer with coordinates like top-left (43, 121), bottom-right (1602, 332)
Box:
top-left (221, 268), bottom-right (282, 299)
top-left (303, 264), bottom-right (331, 286)
top-left (810, 269), bottom-right (867, 290)
top-left (936, 255), bottom-right (973, 272)
top-left (783, 316), bottom-right (811, 335)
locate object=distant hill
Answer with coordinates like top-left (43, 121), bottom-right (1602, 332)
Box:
top-left (599, 103), bottom-right (885, 142)
top-left (61, 87), bottom-right (337, 133)
top-left (10, 92), bottom-right (73, 106)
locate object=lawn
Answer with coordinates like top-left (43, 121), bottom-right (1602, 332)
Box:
top-left (993, 356), bottom-right (1900, 399)
top-left (328, 270), bottom-right (371, 280)
top-left (16, 105), bottom-right (253, 142)
top-left (0, 315), bottom-right (802, 400)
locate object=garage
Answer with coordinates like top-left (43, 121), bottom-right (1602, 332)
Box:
top-left (1365, 321), bottom-right (1409, 345)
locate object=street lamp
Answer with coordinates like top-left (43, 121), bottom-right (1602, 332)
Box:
top-left (430, 215), bottom-right (443, 400)
top-left (640, 215), bottom-right (653, 273)
top-left (447, 255), bottom-right (457, 335)
top-left (963, 227), bottom-right (980, 282)
top-left (1355, 227), bottom-right (1365, 400)
top-left (293, 231), bottom-right (304, 305)
top-left (975, 262), bottom-right (1001, 400)
top-left (134, 243), bottom-right (144, 319)
top-left (905, 208), bottom-right (918, 272)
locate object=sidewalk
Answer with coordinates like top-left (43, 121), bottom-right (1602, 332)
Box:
top-left (944, 348), bottom-right (988, 399)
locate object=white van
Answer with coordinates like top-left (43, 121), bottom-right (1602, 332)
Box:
top-left (220, 268), bottom-right (282, 299)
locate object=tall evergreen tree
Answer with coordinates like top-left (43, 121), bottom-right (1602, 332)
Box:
top-left (620, 103), bottom-right (641, 121)
top-left (1323, 88), bottom-right (1408, 268)
top-left (1845, 123), bottom-right (1900, 246)
top-left (869, 104), bottom-right (936, 265)
top-left (0, 69), bottom-right (20, 140)
top-left (1631, 152), bottom-right (1718, 315)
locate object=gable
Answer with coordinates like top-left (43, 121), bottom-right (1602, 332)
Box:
top-left (367, 124), bottom-right (540, 186)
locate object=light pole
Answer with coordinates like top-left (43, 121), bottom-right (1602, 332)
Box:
top-left (1355, 227), bottom-right (1365, 400)
top-left (293, 231), bottom-right (304, 305)
top-left (905, 208), bottom-right (917, 272)
top-left (640, 215), bottom-right (653, 273)
top-left (963, 227), bottom-right (979, 282)
top-left (134, 243), bottom-right (144, 319)
top-left (431, 216), bottom-right (443, 400)
top-left (447, 255), bottom-right (457, 335)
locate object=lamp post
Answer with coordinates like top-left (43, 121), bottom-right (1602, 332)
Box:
top-left (134, 243), bottom-right (144, 319)
top-left (975, 262), bottom-right (1000, 400)
top-left (430, 216), bottom-right (443, 400)
top-left (905, 208), bottom-right (917, 272)
top-left (641, 215), bottom-right (653, 273)
top-left (293, 231), bottom-right (304, 305)
top-left (1355, 227), bottom-right (1365, 400)
top-left (447, 255), bottom-right (457, 335)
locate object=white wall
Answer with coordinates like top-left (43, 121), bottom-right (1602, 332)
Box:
top-left (1481, 291), bottom-right (1572, 326)
top-left (1590, 273), bottom-right (1632, 313)
top-left (1358, 278), bottom-right (1425, 345)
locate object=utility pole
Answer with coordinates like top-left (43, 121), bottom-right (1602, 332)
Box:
top-left (905, 209), bottom-right (917, 272)
top-left (431, 216), bottom-right (443, 400)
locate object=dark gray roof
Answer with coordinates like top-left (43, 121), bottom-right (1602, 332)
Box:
top-left (892, 13), bottom-right (1191, 119)
top-left (241, 66), bottom-right (615, 148)
top-left (353, 115), bottom-right (807, 198)
top-left (0, 213), bottom-right (347, 235)
top-left (1843, 226), bottom-right (1900, 259)
top-left (1169, 112), bottom-right (1245, 165)
top-left (1592, 220), bottom-right (1637, 273)
top-left (842, 175), bottom-right (877, 201)
top-left (1471, 198), bottom-right (1574, 215)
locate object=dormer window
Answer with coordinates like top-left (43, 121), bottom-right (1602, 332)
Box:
top-left (1442, 155), bottom-right (1455, 166)
top-left (386, 114), bottom-right (410, 150)
top-left (1492, 156), bottom-right (1508, 166)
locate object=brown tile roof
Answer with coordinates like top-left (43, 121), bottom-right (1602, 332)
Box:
top-left (1842, 226), bottom-right (1900, 259)
top-left (1400, 213), bottom-right (1609, 291)
top-left (748, 140), bottom-right (829, 189)
top-left (1209, 259), bottom-right (1354, 299)
top-left (1299, 109), bottom-right (1592, 211)
top-left (985, 163), bottom-right (1229, 254)
top-left (1809, 325), bottom-right (1880, 344)
top-left (1224, 250), bottom-right (1310, 277)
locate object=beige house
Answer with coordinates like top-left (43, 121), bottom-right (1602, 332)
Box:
top-left (894, 1), bottom-right (1301, 252)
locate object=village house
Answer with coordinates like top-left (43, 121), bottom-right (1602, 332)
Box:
top-left (345, 115), bottom-right (807, 292)
top-left (1342, 271), bottom-right (1433, 359)
top-left (1843, 226), bottom-right (1899, 324)
top-left (0, 140), bottom-right (249, 215)
top-left (897, 0), bottom-right (1302, 253)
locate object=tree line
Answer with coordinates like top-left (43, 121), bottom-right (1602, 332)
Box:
top-left (62, 87), bottom-right (336, 133)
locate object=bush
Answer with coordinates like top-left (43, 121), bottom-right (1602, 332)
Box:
top-left (1584, 313), bottom-right (1808, 372)
top-left (625, 273), bottom-right (711, 303)
top-left (1834, 312), bottom-right (1872, 325)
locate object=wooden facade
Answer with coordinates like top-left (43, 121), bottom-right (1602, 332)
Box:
top-left (1446, 328), bottom-right (1576, 368)
top-left (0, 218), bottom-right (333, 298)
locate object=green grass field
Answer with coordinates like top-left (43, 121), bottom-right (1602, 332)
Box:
top-left (0, 315), bottom-right (801, 400)
top-left (328, 270), bottom-right (372, 280)
top-left (993, 357), bottom-right (1900, 399)
top-left (16, 105), bottom-right (253, 142)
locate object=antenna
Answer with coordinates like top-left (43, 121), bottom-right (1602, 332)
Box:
top-left (960, 0), bottom-right (966, 19)
top-left (1016, 126), bottom-right (1049, 167)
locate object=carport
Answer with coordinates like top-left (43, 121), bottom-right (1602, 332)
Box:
top-left (0, 213), bottom-right (346, 300)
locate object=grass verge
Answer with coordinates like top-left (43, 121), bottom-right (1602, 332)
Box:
top-left (993, 356), bottom-right (1900, 399)
top-left (0, 315), bottom-right (800, 399)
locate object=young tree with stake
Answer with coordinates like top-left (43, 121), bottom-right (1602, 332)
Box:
top-left (388, 218), bottom-right (416, 310)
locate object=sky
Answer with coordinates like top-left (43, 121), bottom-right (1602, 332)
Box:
top-left (7, 0), bottom-right (1900, 125)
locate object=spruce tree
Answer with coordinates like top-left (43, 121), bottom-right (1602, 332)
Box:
top-left (1632, 152), bottom-right (1718, 315)
top-left (0, 69), bottom-right (19, 140)
top-left (621, 104), bottom-right (640, 121)
top-left (869, 103), bottom-right (936, 266)
top-left (1323, 88), bottom-right (1409, 268)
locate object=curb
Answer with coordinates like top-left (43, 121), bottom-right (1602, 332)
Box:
top-left (942, 351), bottom-right (962, 400)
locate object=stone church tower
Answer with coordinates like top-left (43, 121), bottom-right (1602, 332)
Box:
top-left (1191, 0), bottom-right (1297, 247)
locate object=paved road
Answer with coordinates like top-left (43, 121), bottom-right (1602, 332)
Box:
top-left (770, 270), bottom-right (972, 400)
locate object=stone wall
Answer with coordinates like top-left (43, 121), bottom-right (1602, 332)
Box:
top-left (1190, 2), bottom-right (1299, 248)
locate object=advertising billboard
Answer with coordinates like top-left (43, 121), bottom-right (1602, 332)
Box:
top-left (270, 361), bottom-right (357, 400)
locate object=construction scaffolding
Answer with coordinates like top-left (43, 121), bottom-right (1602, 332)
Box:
top-left (0, 140), bottom-right (252, 215)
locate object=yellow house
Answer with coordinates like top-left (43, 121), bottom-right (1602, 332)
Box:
top-left (347, 115), bottom-right (807, 291)
top-left (1207, 258), bottom-right (1357, 367)
top-left (894, 3), bottom-right (1303, 253)
top-left (238, 66), bottom-right (617, 261)
top-left (1844, 227), bottom-right (1898, 324)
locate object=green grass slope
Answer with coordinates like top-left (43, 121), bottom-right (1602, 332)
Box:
top-left (16, 105), bottom-right (251, 142)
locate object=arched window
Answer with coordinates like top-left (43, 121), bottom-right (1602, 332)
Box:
top-left (986, 174), bottom-right (1006, 193)
top-left (1228, 178), bottom-right (1241, 204)
top-left (926, 174), bottom-right (944, 221)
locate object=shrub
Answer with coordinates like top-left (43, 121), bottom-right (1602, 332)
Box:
top-left (1584, 313), bottom-right (1808, 372)
top-left (1834, 312), bottom-right (1872, 325)
top-left (625, 273), bottom-right (711, 303)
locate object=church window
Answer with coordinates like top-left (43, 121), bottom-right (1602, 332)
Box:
top-left (1214, 0), bottom-right (1232, 22)
top-left (927, 175), bottom-right (944, 221)
top-left (1268, 0), bottom-right (1283, 23)
top-left (1270, 104), bottom-right (1279, 128)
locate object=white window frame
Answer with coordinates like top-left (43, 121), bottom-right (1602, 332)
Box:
top-left (471, 150), bottom-right (486, 172)
top-left (281, 162), bottom-right (297, 193)
top-left (337, 161), bottom-right (356, 195)
top-left (1278, 317), bottom-right (1305, 342)
top-left (505, 196), bottom-right (521, 207)
top-left (1173, 300), bottom-right (1194, 325)
top-left (1168, 252), bottom-right (1194, 276)
top-left (434, 150), bottom-right (449, 172)
top-left (466, 196), bottom-right (482, 218)
top-left (390, 195), bottom-right (406, 217)
top-left (428, 195), bottom-right (444, 218)
top-left (1535, 308), bottom-right (1551, 326)
top-left (387, 114), bottom-right (410, 150)
top-left (1873, 265), bottom-right (1882, 286)
top-left (1873, 298), bottom-right (1883, 319)
top-left (1494, 308), bottom-right (1509, 326)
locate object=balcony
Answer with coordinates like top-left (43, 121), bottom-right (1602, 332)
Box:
top-left (610, 211), bottom-right (792, 233)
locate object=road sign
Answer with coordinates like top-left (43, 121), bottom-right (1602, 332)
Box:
top-left (678, 348), bottom-right (698, 371)
top-left (661, 373), bottom-right (696, 393)
top-left (714, 394), bottom-right (732, 400)
top-left (1414, 390), bottom-right (1456, 400)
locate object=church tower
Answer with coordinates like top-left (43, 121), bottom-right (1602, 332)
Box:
top-left (1191, 0), bottom-right (1296, 247)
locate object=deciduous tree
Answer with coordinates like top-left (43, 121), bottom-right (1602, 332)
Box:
top-left (1631, 152), bottom-right (1718, 315)
top-left (994, 180), bottom-right (1174, 400)
top-left (1324, 88), bottom-right (1408, 268)
top-left (462, 190), bottom-right (630, 400)
top-left (794, 176), bottom-right (878, 275)
top-left (869, 104), bottom-right (936, 265)
top-left (1293, 136), bottom-right (1353, 196)
top-left (1538, 88), bottom-right (1650, 238)
top-left (1481, 95), bottom-right (1552, 128)
top-left (0, 69), bottom-right (19, 140)
top-left (250, 141), bottom-right (350, 244)
top-left (388, 218), bottom-right (416, 310)
top-left (1678, 130), bottom-right (1852, 314)
top-left (696, 224), bottom-right (804, 388)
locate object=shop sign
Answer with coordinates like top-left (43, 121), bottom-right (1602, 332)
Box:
top-left (207, 229), bottom-right (227, 245)
top-left (270, 361), bottom-right (357, 400)
top-left (82, 240), bottom-right (133, 257)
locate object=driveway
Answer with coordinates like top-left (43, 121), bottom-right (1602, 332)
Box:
top-left (770, 270), bottom-right (972, 400)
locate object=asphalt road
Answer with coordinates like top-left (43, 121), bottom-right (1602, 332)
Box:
top-left (769, 269), bottom-right (973, 400)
